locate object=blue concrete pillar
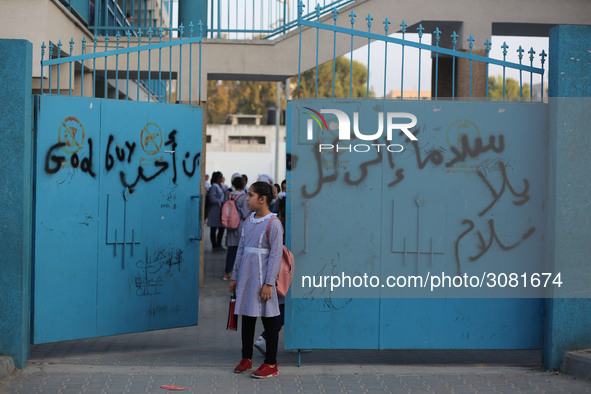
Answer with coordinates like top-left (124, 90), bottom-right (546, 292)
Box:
top-left (0, 40), bottom-right (33, 369)
top-left (178, 0), bottom-right (208, 37)
top-left (543, 25), bottom-right (591, 370)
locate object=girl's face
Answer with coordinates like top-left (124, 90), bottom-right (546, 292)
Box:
top-left (247, 189), bottom-right (266, 211)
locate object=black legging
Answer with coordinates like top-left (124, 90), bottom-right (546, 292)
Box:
top-left (210, 227), bottom-right (224, 249)
top-left (242, 315), bottom-right (278, 365)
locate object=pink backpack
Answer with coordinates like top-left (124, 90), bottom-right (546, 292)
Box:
top-left (221, 194), bottom-right (243, 229)
top-left (266, 217), bottom-right (295, 297)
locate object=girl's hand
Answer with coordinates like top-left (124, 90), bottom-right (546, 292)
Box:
top-left (229, 280), bottom-right (237, 294)
top-left (260, 284), bottom-right (273, 301)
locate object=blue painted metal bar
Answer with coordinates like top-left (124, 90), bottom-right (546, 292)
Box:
top-left (349, 10), bottom-right (355, 98)
top-left (502, 41), bottom-right (508, 101)
top-left (383, 18), bottom-right (390, 99)
top-left (126, 31), bottom-right (131, 98)
top-left (189, 22), bottom-right (193, 104)
top-left (199, 20), bottom-right (203, 103)
top-left (314, 4), bottom-right (320, 98)
top-left (104, 35), bottom-right (109, 98)
top-left (69, 38), bottom-right (74, 95)
top-left (148, 28), bottom-right (152, 102)
top-left (297, 2), bottom-right (304, 98)
top-left (434, 28), bottom-right (440, 99)
top-left (400, 20), bottom-right (407, 100)
top-left (331, 8), bottom-right (338, 98)
top-left (41, 42), bottom-right (45, 94)
top-left (169, 26), bottom-right (172, 102)
top-left (366, 14), bottom-right (373, 98)
top-left (92, 37), bottom-right (97, 97)
top-left (417, 24), bottom-right (423, 100)
top-left (159, 27), bottom-right (164, 103)
top-left (137, 30), bottom-right (142, 100)
top-left (115, 32), bottom-right (120, 99)
top-left (517, 45), bottom-right (524, 100)
top-left (468, 34), bottom-right (474, 100)
top-left (179, 23), bottom-right (184, 103)
top-left (451, 31), bottom-right (457, 100)
top-left (484, 39), bottom-right (491, 100)
top-left (57, 40), bottom-right (62, 95)
top-left (299, 19), bottom-right (544, 74)
top-left (43, 36), bottom-right (203, 67)
top-left (540, 50), bottom-right (547, 101)
top-left (81, 38), bottom-right (86, 97)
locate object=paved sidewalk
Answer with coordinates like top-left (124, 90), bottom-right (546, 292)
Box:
top-left (1, 247), bottom-right (590, 393)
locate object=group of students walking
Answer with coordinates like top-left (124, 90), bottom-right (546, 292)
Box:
top-left (206, 172), bottom-right (287, 379)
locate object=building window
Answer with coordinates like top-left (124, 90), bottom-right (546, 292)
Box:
top-left (206, 135), bottom-right (212, 143)
top-left (228, 136), bottom-right (266, 145)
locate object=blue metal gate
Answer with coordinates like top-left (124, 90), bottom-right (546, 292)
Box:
top-left (286, 99), bottom-right (547, 351)
top-left (33, 95), bottom-right (203, 343)
top-left (285, 3), bottom-right (550, 353)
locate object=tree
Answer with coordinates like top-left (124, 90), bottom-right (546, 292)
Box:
top-left (488, 76), bottom-right (531, 100)
top-left (295, 56), bottom-right (373, 98)
top-left (206, 56), bottom-right (372, 123)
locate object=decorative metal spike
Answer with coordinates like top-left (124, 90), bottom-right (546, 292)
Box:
top-left (451, 31), bottom-right (458, 47)
top-left (126, 30), bottom-right (131, 41)
top-left (148, 28), bottom-right (153, 41)
top-left (198, 20), bottom-right (203, 37)
top-left (383, 17), bottom-right (391, 33)
top-left (189, 21), bottom-right (193, 37)
top-left (417, 24), bottom-right (424, 38)
top-left (540, 49), bottom-right (547, 66)
top-left (315, 3), bottom-right (322, 17)
top-left (501, 41), bottom-right (509, 57)
top-left (528, 47), bottom-right (536, 63)
top-left (297, 0), bottom-right (305, 17)
top-left (179, 23), bottom-right (184, 38)
top-left (69, 38), bottom-right (75, 54)
top-left (41, 42), bottom-right (46, 58)
top-left (517, 45), bottom-right (524, 60)
top-left (349, 10), bottom-right (356, 26)
top-left (332, 7), bottom-right (339, 22)
top-left (467, 34), bottom-right (474, 50)
top-left (366, 13), bottom-right (373, 29)
top-left (400, 20), bottom-right (407, 34)
top-left (434, 27), bottom-right (441, 45)
top-left (484, 38), bottom-right (492, 53)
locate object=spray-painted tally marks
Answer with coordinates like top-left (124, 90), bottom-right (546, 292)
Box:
top-left (454, 161), bottom-right (535, 274)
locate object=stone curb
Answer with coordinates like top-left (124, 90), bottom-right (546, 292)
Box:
top-left (0, 356), bottom-right (15, 381)
top-left (563, 349), bottom-right (591, 381)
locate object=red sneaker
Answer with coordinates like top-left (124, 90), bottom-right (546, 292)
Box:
top-left (234, 358), bottom-right (252, 374)
top-left (251, 363), bottom-right (278, 379)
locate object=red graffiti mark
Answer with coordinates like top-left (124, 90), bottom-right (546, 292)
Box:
top-left (58, 116), bottom-right (85, 154)
top-left (140, 122), bottom-right (163, 155)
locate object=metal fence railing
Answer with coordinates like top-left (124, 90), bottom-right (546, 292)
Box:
top-left (208, 0), bottom-right (354, 39)
top-left (295, 1), bottom-right (547, 101)
top-left (40, 23), bottom-right (203, 104)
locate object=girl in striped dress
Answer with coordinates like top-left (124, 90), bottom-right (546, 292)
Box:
top-left (229, 181), bottom-right (283, 378)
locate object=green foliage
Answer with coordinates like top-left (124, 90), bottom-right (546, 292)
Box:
top-left (206, 57), bottom-right (372, 123)
top-left (295, 56), bottom-right (373, 98)
top-left (487, 76), bottom-right (531, 100)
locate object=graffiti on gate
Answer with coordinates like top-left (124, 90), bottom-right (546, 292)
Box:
top-left (454, 161), bottom-right (535, 274)
top-left (44, 120), bottom-right (201, 192)
top-left (300, 124), bottom-right (506, 198)
top-left (135, 247), bottom-right (184, 296)
top-left (297, 118), bottom-right (537, 274)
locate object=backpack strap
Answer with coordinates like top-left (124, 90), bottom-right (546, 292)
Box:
top-left (265, 217), bottom-right (280, 247)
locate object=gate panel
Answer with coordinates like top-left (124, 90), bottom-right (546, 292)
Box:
top-left (33, 96), bottom-right (203, 343)
top-left (33, 96), bottom-right (102, 343)
top-left (287, 99), bottom-right (547, 350)
top-left (97, 100), bottom-right (202, 335)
